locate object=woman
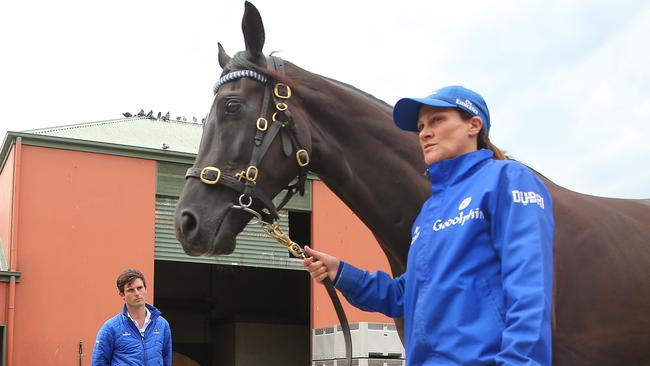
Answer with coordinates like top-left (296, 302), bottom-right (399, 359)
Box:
top-left (303, 86), bottom-right (554, 365)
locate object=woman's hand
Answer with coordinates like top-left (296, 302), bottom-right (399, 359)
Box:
top-left (302, 246), bottom-right (341, 283)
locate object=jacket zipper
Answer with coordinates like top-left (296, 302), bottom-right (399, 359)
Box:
top-left (141, 335), bottom-right (146, 364)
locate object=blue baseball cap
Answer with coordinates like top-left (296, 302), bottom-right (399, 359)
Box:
top-left (393, 85), bottom-right (491, 135)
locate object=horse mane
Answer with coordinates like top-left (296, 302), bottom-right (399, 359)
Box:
top-left (224, 53), bottom-right (393, 114)
top-left (321, 76), bottom-right (393, 112)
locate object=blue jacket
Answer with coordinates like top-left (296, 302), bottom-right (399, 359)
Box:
top-left (92, 304), bottom-right (172, 366)
top-left (335, 149), bottom-right (554, 365)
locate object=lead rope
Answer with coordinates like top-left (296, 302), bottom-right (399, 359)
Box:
top-left (263, 221), bottom-right (353, 366)
top-left (234, 201), bottom-right (352, 366)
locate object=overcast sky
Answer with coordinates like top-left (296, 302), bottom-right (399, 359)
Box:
top-left (1, 0), bottom-right (648, 198)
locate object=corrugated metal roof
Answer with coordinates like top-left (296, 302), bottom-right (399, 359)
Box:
top-left (25, 117), bottom-right (203, 154)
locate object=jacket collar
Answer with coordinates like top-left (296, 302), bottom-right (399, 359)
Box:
top-left (122, 303), bottom-right (161, 320)
top-left (427, 149), bottom-right (493, 191)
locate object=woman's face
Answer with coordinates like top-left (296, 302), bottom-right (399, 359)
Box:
top-left (417, 106), bottom-right (480, 165)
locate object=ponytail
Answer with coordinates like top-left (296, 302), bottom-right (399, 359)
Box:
top-left (478, 133), bottom-right (507, 160)
top-left (456, 108), bottom-right (507, 160)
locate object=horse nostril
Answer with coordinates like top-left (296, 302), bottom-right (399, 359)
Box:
top-left (181, 210), bottom-right (198, 236)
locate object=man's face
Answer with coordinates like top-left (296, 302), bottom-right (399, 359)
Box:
top-left (120, 278), bottom-right (147, 308)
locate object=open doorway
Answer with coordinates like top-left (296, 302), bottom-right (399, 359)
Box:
top-left (154, 259), bottom-right (310, 365)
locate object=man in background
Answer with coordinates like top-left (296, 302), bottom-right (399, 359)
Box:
top-left (91, 268), bottom-right (172, 366)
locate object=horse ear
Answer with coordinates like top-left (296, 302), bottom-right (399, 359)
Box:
top-left (218, 42), bottom-right (231, 69)
top-left (242, 1), bottom-right (265, 59)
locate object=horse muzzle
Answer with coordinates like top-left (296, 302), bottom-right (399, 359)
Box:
top-left (175, 207), bottom-right (238, 256)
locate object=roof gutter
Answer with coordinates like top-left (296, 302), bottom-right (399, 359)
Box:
top-left (0, 132), bottom-right (198, 171)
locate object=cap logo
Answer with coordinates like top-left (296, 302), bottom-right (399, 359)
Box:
top-left (455, 98), bottom-right (479, 115)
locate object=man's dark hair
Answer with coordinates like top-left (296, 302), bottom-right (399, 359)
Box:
top-left (116, 268), bottom-right (147, 293)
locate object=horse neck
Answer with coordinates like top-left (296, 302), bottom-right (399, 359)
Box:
top-left (296, 76), bottom-right (430, 269)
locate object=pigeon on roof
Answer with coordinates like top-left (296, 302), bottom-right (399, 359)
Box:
top-left (193, 116), bottom-right (197, 123)
top-left (162, 112), bottom-right (170, 121)
top-left (182, 116), bottom-right (187, 122)
top-left (122, 112), bottom-right (132, 118)
top-left (137, 109), bottom-right (145, 117)
top-left (176, 116), bottom-right (181, 121)
top-left (146, 110), bottom-right (153, 118)
top-left (157, 111), bottom-right (162, 119)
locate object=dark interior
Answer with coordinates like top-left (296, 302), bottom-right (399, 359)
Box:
top-left (154, 211), bottom-right (312, 366)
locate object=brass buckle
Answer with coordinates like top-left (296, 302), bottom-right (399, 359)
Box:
top-left (272, 112), bottom-right (287, 125)
top-left (246, 166), bottom-right (258, 183)
top-left (274, 83), bottom-right (292, 99)
top-left (276, 102), bottom-right (288, 111)
top-left (256, 117), bottom-right (268, 131)
top-left (200, 167), bottom-right (221, 185)
top-left (235, 170), bottom-right (245, 181)
top-left (296, 149), bottom-right (310, 167)
top-left (236, 166), bottom-right (258, 184)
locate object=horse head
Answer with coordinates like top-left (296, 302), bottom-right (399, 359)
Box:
top-left (174, 1), bottom-right (312, 256)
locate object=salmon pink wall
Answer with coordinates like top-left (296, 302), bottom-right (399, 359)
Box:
top-left (0, 282), bottom-right (7, 323)
top-left (311, 180), bottom-right (393, 328)
top-left (12, 145), bottom-right (156, 366)
top-left (0, 146), bottom-right (15, 268)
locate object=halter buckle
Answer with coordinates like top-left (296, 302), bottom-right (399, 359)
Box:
top-left (276, 102), bottom-right (288, 111)
top-left (272, 111), bottom-right (288, 125)
top-left (274, 83), bottom-right (292, 99)
top-left (296, 149), bottom-right (310, 167)
top-left (200, 167), bottom-right (221, 185)
top-left (256, 117), bottom-right (268, 131)
top-left (236, 166), bottom-right (258, 184)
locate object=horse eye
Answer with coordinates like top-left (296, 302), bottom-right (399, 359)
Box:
top-left (225, 100), bottom-right (242, 114)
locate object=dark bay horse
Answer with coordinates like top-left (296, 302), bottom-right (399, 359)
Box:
top-left (174, 2), bottom-right (650, 365)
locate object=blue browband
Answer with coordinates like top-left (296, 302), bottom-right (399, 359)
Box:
top-left (213, 70), bottom-right (268, 94)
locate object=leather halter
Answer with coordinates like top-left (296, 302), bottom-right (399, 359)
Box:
top-left (185, 55), bottom-right (310, 224)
